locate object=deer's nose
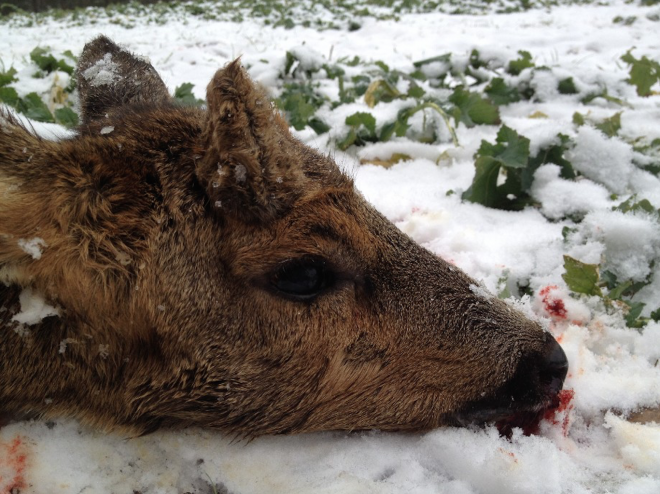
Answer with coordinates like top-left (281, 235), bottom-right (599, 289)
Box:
top-left (538, 335), bottom-right (568, 395)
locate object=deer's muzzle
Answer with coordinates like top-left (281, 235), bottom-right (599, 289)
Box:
top-left (447, 334), bottom-right (569, 436)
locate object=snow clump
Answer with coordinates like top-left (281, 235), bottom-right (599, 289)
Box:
top-left (11, 287), bottom-right (60, 326)
top-left (17, 237), bottom-right (47, 260)
top-left (82, 53), bottom-right (121, 87)
top-left (567, 127), bottom-right (635, 194)
top-left (577, 210), bottom-right (660, 282)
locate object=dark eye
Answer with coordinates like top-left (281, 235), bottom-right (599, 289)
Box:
top-left (271, 258), bottom-right (334, 301)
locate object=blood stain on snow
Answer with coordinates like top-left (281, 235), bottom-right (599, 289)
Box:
top-left (539, 285), bottom-right (567, 319)
top-left (498, 448), bottom-right (518, 463)
top-left (543, 389), bottom-right (575, 437)
top-left (0, 436), bottom-right (29, 493)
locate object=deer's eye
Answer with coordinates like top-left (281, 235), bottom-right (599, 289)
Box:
top-left (271, 258), bottom-right (334, 301)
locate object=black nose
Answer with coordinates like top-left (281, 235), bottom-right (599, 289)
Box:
top-left (539, 335), bottom-right (568, 395)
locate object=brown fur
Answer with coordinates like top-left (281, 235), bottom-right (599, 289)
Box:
top-left (0, 36), bottom-right (567, 436)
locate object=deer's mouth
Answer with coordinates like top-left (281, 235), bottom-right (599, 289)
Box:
top-left (447, 337), bottom-right (570, 436)
top-left (447, 388), bottom-right (566, 437)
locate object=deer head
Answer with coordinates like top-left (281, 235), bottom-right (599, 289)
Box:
top-left (0, 36), bottom-right (567, 436)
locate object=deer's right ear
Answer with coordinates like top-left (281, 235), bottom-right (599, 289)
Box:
top-left (196, 60), bottom-right (307, 224)
top-left (77, 36), bottom-right (171, 124)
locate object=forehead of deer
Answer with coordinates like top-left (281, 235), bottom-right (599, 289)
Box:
top-left (227, 188), bottom-right (379, 264)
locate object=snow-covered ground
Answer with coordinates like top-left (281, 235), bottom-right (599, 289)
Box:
top-left (2, 0), bottom-right (660, 492)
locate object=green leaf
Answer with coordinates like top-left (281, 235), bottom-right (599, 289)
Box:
top-left (379, 119), bottom-right (409, 141)
top-left (284, 51), bottom-right (296, 75)
top-left (62, 49), bottom-right (78, 62)
top-left (625, 301), bottom-right (646, 328)
top-left (17, 92), bottom-right (54, 122)
top-left (0, 67), bottom-right (17, 87)
top-left (608, 280), bottom-right (631, 300)
top-left (525, 135), bottom-right (575, 189)
top-left (364, 79), bottom-right (400, 107)
top-left (485, 78), bottom-right (521, 106)
top-left (31, 47), bottom-right (58, 72)
top-left (54, 106), bottom-right (79, 127)
top-left (337, 127), bottom-right (357, 151)
top-left (558, 77), bottom-right (578, 95)
top-left (30, 47), bottom-right (74, 75)
top-left (494, 125), bottom-right (530, 169)
top-left (308, 117), bottom-right (330, 135)
top-left (581, 89), bottom-right (628, 107)
top-left (651, 307), bottom-right (660, 322)
top-left (469, 49), bottom-right (487, 69)
top-left (562, 255), bottom-right (603, 297)
top-left (0, 86), bottom-right (19, 107)
top-left (322, 64), bottom-right (345, 79)
top-left (572, 112), bottom-right (585, 126)
top-left (374, 61), bottom-right (390, 73)
top-left (382, 101), bottom-right (458, 146)
top-left (281, 93), bottom-right (316, 131)
top-left (461, 156), bottom-right (503, 207)
top-left (345, 112), bottom-right (376, 136)
top-left (613, 195), bottom-right (658, 216)
top-left (462, 125), bottom-right (532, 209)
top-left (621, 50), bottom-right (660, 97)
top-left (507, 50), bottom-right (534, 76)
top-left (449, 87), bottom-right (500, 127)
top-left (174, 82), bottom-right (204, 106)
top-left (407, 84), bottom-right (425, 99)
top-left (600, 270), bottom-right (618, 290)
top-left (595, 112), bottom-right (622, 137)
top-left (413, 53), bottom-right (451, 68)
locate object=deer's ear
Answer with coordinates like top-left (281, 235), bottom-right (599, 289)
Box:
top-left (196, 60), bottom-right (306, 223)
top-left (77, 36), bottom-right (171, 124)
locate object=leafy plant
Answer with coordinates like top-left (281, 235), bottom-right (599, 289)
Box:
top-left (173, 82), bottom-right (204, 106)
top-left (276, 81), bottom-right (328, 132)
top-left (448, 87), bottom-right (500, 127)
top-left (621, 50), bottom-right (660, 97)
top-left (0, 66), bottom-right (17, 86)
top-left (16, 92), bottom-right (54, 122)
top-left (30, 47), bottom-right (74, 75)
top-left (562, 254), bottom-right (659, 328)
top-left (507, 50), bottom-right (534, 75)
top-left (463, 127), bottom-right (576, 210)
top-left (337, 112), bottom-right (377, 150)
top-left (485, 78), bottom-right (521, 105)
top-left (562, 256), bottom-right (602, 297)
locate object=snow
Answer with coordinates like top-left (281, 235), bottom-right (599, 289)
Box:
top-left (82, 52), bottom-right (121, 87)
top-left (576, 210), bottom-right (660, 282)
top-left (1, 0), bottom-right (660, 492)
top-left (531, 164), bottom-right (612, 220)
top-left (10, 287), bottom-right (59, 326)
top-left (567, 127), bottom-right (635, 195)
top-left (17, 237), bottom-right (46, 260)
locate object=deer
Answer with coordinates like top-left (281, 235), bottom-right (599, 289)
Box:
top-left (0, 36), bottom-right (568, 437)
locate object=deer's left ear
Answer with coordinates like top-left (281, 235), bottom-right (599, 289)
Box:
top-left (196, 60), bottom-right (306, 224)
top-left (77, 36), bottom-right (171, 124)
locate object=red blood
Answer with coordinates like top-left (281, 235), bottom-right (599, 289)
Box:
top-left (497, 389), bottom-right (576, 438)
top-left (542, 389), bottom-right (575, 436)
top-left (0, 436), bottom-right (28, 493)
top-left (539, 285), bottom-right (567, 319)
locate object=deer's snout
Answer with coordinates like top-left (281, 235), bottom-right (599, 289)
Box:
top-left (538, 336), bottom-right (569, 397)
top-left (448, 332), bottom-right (569, 433)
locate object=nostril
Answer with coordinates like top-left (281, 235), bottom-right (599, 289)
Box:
top-left (539, 336), bottom-right (568, 394)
